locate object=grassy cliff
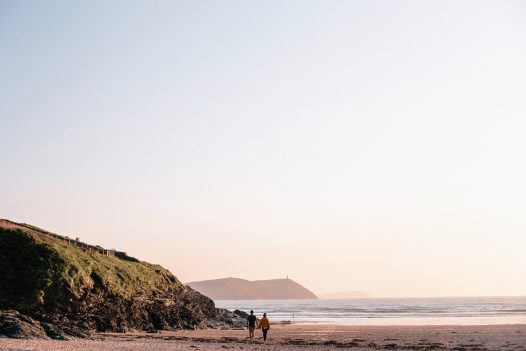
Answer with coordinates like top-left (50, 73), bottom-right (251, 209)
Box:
top-left (0, 219), bottom-right (226, 334)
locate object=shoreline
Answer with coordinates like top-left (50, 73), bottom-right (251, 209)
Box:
top-left (2, 323), bottom-right (525, 350)
top-left (271, 316), bottom-right (526, 326)
top-left (215, 296), bottom-right (526, 328)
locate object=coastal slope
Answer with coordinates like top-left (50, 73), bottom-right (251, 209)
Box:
top-left (0, 219), bottom-right (242, 338)
top-left (187, 277), bottom-right (317, 300)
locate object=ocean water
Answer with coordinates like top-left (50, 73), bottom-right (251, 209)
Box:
top-left (216, 297), bottom-right (526, 326)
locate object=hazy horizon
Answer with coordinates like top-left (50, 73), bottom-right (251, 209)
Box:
top-left (2, 1), bottom-right (526, 298)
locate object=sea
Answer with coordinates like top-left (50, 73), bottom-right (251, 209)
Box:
top-left (216, 297), bottom-right (526, 326)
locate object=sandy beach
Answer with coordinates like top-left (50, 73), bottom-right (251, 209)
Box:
top-left (1, 324), bottom-right (524, 351)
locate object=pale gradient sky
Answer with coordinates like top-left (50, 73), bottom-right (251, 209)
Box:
top-left (1, 1), bottom-right (526, 298)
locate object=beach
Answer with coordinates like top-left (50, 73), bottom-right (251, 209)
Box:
top-left (1, 324), bottom-right (525, 351)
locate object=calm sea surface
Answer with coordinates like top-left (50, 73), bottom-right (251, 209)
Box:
top-left (216, 297), bottom-right (526, 325)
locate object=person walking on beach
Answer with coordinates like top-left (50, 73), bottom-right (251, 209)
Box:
top-left (247, 310), bottom-right (257, 342)
top-left (258, 312), bottom-right (270, 342)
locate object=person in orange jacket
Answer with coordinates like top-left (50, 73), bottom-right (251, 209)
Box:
top-left (258, 313), bottom-right (270, 342)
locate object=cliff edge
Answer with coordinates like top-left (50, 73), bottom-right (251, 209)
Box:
top-left (0, 219), bottom-right (243, 339)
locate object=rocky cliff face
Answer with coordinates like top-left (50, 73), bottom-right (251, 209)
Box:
top-left (0, 220), bottom-right (243, 338)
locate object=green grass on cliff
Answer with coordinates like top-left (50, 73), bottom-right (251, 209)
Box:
top-left (0, 223), bottom-right (185, 311)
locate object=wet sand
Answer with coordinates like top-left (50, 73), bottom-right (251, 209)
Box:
top-left (1, 324), bottom-right (525, 350)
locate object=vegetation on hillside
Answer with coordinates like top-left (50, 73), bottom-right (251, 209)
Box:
top-left (0, 227), bottom-right (185, 310)
top-left (0, 220), bottom-right (236, 333)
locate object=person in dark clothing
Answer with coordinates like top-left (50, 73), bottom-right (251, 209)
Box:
top-left (246, 310), bottom-right (258, 342)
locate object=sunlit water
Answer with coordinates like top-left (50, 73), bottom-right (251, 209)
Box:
top-left (216, 297), bottom-right (526, 325)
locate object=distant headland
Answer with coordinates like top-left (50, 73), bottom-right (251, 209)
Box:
top-left (187, 277), bottom-right (318, 300)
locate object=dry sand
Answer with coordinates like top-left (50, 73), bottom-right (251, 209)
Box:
top-left (1, 324), bottom-right (525, 351)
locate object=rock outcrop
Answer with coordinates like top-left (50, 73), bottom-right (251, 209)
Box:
top-left (187, 277), bottom-right (318, 300)
top-left (0, 219), bottom-right (244, 338)
top-left (0, 310), bottom-right (89, 340)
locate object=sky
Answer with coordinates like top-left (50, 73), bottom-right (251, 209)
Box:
top-left (1, 0), bottom-right (526, 298)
